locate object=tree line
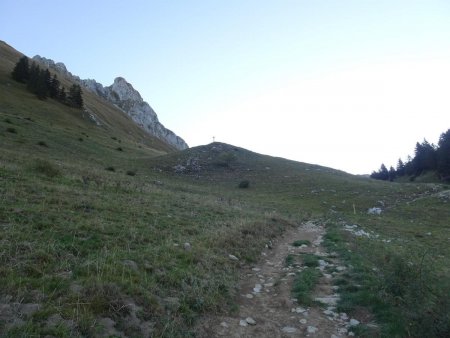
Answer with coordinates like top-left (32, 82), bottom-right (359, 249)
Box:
top-left (371, 129), bottom-right (450, 182)
top-left (11, 56), bottom-right (83, 109)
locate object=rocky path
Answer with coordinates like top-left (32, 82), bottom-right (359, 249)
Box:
top-left (196, 222), bottom-right (364, 337)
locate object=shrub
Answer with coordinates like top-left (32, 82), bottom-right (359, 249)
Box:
top-left (216, 152), bottom-right (236, 167)
top-left (6, 127), bottom-right (17, 133)
top-left (31, 159), bottom-right (61, 178)
top-left (116, 147), bottom-right (123, 151)
top-left (301, 253), bottom-right (320, 267)
top-left (105, 166), bottom-right (115, 172)
top-left (285, 254), bottom-right (295, 266)
top-left (4, 118), bottom-right (12, 124)
top-left (37, 141), bottom-right (48, 147)
top-left (126, 170), bottom-right (136, 176)
top-left (238, 180), bottom-right (250, 189)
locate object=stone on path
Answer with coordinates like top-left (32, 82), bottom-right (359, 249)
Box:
top-left (253, 284), bottom-right (262, 293)
top-left (239, 319), bottom-right (248, 327)
top-left (307, 325), bottom-right (318, 333)
top-left (281, 326), bottom-right (297, 333)
top-left (245, 317), bottom-right (256, 325)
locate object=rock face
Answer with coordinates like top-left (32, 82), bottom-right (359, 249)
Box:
top-left (32, 56), bottom-right (188, 150)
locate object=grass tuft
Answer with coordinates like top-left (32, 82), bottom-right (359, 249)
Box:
top-left (292, 268), bottom-right (321, 305)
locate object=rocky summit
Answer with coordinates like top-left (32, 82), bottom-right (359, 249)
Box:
top-left (32, 55), bottom-right (188, 150)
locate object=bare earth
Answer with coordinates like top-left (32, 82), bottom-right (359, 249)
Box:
top-left (195, 221), bottom-right (367, 338)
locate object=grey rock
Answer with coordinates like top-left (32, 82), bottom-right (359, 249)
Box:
top-left (367, 207), bottom-right (382, 215)
top-left (349, 318), bottom-right (360, 326)
top-left (239, 319), bottom-right (248, 327)
top-left (32, 56), bottom-right (188, 150)
top-left (19, 303), bottom-right (40, 318)
top-left (122, 260), bottom-right (138, 271)
top-left (228, 254), bottom-right (239, 261)
top-left (246, 317), bottom-right (256, 325)
top-left (307, 326), bottom-right (318, 333)
top-left (253, 284), bottom-right (262, 293)
top-left (184, 242), bottom-right (192, 251)
top-left (281, 326), bottom-right (297, 333)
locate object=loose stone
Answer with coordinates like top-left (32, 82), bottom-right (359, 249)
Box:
top-left (246, 317), bottom-right (256, 325)
top-left (281, 326), bottom-right (297, 333)
top-left (349, 318), bottom-right (360, 326)
top-left (307, 326), bottom-right (318, 333)
top-left (228, 254), bottom-right (239, 261)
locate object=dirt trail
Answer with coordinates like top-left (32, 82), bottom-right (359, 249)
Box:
top-left (196, 222), bottom-right (363, 337)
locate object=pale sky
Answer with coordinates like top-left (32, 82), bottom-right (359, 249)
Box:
top-left (2, 0), bottom-right (450, 174)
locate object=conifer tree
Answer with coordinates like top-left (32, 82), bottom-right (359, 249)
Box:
top-left (437, 129), bottom-right (450, 180)
top-left (11, 56), bottom-right (30, 83)
top-left (396, 158), bottom-right (405, 176)
top-left (59, 86), bottom-right (67, 103)
top-left (68, 84), bottom-right (83, 108)
top-left (388, 166), bottom-right (396, 181)
top-left (48, 74), bottom-right (60, 98)
top-left (27, 63), bottom-right (47, 99)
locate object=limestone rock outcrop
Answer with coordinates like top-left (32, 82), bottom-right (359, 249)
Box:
top-left (32, 56), bottom-right (188, 150)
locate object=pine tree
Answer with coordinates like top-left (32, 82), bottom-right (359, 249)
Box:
top-left (388, 166), bottom-right (396, 181)
top-left (413, 139), bottom-right (437, 174)
top-left (437, 129), bottom-right (450, 180)
top-left (68, 84), bottom-right (83, 108)
top-left (396, 158), bottom-right (405, 176)
top-left (11, 56), bottom-right (30, 83)
top-left (370, 163), bottom-right (389, 181)
top-left (48, 74), bottom-right (60, 98)
top-left (27, 63), bottom-right (47, 99)
top-left (58, 86), bottom-right (67, 103)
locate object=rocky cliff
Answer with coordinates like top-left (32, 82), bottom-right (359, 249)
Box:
top-left (32, 55), bottom-right (188, 150)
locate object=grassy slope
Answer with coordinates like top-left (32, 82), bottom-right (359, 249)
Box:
top-left (1, 41), bottom-right (449, 337)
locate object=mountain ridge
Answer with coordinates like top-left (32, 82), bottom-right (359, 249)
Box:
top-left (32, 54), bottom-right (188, 150)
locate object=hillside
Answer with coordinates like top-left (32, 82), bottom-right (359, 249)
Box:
top-left (1, 42), bottom-right (450, 337)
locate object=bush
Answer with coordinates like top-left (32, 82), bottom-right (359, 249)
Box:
top-left (6, 127), bottom-right (17, 133)
top-left (238, 180), bottom-right (250, 189)
top-left (37, 141), bottom-right (48, 147)
top-left (105, 166), bottom-right (115, 172)
top-left (216, 152), bottom-right (236, 167)
top-left (126, 170), bottom-right (136, 176)
top-left (116, 147), bottom-right (123, 151)
top-left (31, 159), bottom-right (61, 178)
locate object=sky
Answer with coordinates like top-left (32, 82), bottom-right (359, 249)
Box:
top-left (2, 0), bottom-right (450, 174)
